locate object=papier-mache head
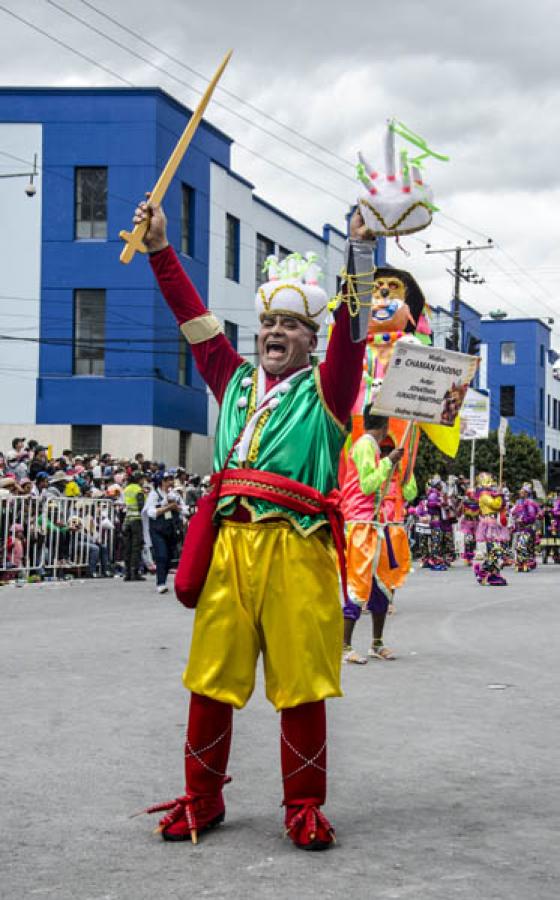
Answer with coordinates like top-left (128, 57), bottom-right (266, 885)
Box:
top-left (356, 119), bottom-right (447, 237)
top-left (255, 252), bottom-right (329, 332)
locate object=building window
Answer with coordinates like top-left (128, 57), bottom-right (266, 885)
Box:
top-left (540, 344), bottom-right (545, 367)
top-left (256, 233), bottom-right (274, 290)
top-left (181, 184), bottom-right (194, 256)
top-left (500, 385), bottom-right (515, 417)
top-left (554, 399), bottom-right (559, 431)
top-left (500, 341), bottom-right (516, 365)
top-left (73, 289), bottom-right (105, 375)
top-left (548, 394), bottom-right (551, 426)
top-left (278, 245), bottom-right (292, 261)
top-left (178, 336), bottom-right (192, 386)
top-left (540, 388), bottom-right (544, 421)
top-left (225, 214), bottom-right (240, 282)
top-left (179, 430), bottom-right (190, 468)
top-left (75, 167), bottom-right (107, 239)
top-left (71, 425), bottom-right (102, 456)
top-left (224, 320), bottom-right (238, 351)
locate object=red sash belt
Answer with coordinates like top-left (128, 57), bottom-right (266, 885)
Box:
top-left (217, 468), bottom-right (348, 599)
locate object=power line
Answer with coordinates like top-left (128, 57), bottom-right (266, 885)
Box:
top-left (76, 0), bottom-right (355, 173)
top-left (43, 0), bottom-right (357, 188)
top-left (0, 5), bottom-right (352, 207)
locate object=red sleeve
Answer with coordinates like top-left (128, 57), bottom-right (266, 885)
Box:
top-left (149, 246), bottom-right (243, 404)
top-left (319, 301), bottom-right (366, 425)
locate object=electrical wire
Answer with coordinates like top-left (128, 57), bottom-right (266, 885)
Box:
top-left (75, 0), bottom-right (356, 172)
top-left (43, 0), bottom-right (357, 188)
top-left (0, 4), bottom-right (353, 207)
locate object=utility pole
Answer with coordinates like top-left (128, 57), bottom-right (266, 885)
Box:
top-left (425, 239), bottom-right (494, 350)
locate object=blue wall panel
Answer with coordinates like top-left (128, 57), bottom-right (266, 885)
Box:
top-left (0, 88), bottom-right (231, 436)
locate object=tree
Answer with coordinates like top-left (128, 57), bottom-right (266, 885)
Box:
top-left (414, 428), bottom-right (545, 494)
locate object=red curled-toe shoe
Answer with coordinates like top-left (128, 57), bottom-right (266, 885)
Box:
top-left (143, 781), bottom-right (230, 843)
top-left (284, 798), bottom-right (336, 851)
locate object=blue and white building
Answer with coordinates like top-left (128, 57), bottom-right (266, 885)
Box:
top-left (0, 87), bottom-right (381, 469)
top-left (431, 296), bottom-right (560, 466)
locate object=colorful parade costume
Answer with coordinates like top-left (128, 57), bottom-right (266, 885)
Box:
top-left (540, 496), bottom-right (560, 564)
top-left (474, 474), bottom-right (509, 586)
top-left (511, 489), bottom-right (540, 572)
top-left (341, 430), bottom-right (417, 661)
top-left (142, 243), bottom-right (366, 849)
top-left (459, 488), bottom-right (480, 565)
top-left (424, 480), bottom-right (449, 571)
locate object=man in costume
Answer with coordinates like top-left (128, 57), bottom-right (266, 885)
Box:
top-left (540, 493), bottom-right (560, 564)
top-left (425, 477), bottom-right (448, 571)
top-left (511, 485), bottom-right (540, 572)
top-left (474, 472), bottom-right (509, 586)
top-left (133, 199), bottom-right (371, 850)
top-left (459, 487), bottom-right (480, 565)
top-left (341, 410), bottom-right (416, 664)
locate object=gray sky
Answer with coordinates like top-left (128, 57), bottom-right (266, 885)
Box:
top-left (1, 0), bottom-right (559, 342)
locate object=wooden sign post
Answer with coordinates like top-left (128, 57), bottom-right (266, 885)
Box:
top-left (119, 50), bottom-right (233, 264)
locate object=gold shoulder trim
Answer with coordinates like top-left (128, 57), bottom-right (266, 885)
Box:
top-left (180, 314), bottom-right (223, 345)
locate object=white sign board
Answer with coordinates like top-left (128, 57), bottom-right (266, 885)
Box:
top-left (370, 342), bottom-right (479, 426)
top-left (532, 479), bottom-right (546, 499)
top-left (460, 388), bottom-right (490, 440)
top-left (498, 417), bottom-right (508, 456)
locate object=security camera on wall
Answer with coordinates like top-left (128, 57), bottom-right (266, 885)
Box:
top-left (25, 181), bottom-right (37, 198)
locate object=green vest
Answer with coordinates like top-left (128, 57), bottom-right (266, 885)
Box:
top-left (124, 483), bottom-right (143, 520)
top-left (215, 362), bottom-right (346, 533)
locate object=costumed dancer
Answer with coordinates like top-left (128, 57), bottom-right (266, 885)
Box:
top-left (474, 473), bottom-right (509, 586)
top-left (133, 200), bottom-right (370, 851)
top-left (540, 493), bottom-right (560, 564)
top-left (412, 496), bottom-right (433, 565)
top-left (459, 487), bottom-right (480, 565)
top-left (441, 479), bottom-right (460, 566)
top-left (425, 477), bottom-right (448, 571)
top-left (341, 411), bottom-right (417, 664)
top-left (511, 485), bottom-right (540, 572)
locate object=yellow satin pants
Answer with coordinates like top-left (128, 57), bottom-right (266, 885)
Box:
top-left (183, 520), bottom-right (343, 710)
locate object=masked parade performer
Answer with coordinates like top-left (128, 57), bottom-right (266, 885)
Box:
top-left (540, 493), bottom-right (560, 564)
top-left (511, 485), bottom-right (540, 572)
top-left (425, 477), bottom-right (448, 571)
top-left (441, 481), bottom-right (460, 567)
top-left (341, 410), bottom-right (416, 664)
top-left (412, 496), bottom-right (433, 566)
top-left (474, 473), bottom-right (509, 586)
top-left (132, 199), bottom-right (373, 851)
top-left (459, 487), bottom-right (480, 565)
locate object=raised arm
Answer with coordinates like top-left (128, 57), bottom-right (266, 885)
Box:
top-left (319, 209), bottom-right (372, 424)
top-left (136, 201), bottom-right (243, 403)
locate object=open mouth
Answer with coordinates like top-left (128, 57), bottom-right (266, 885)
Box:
top-left (372, 300), bottom-right (400, 322)
top-left (265, 340), bottom-right (287, 358)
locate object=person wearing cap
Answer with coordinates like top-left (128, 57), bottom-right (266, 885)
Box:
top-left (122, 471), bottom-right (147, 582)
top-left (30, 471), bottom-right (50, 499)
top-left (132, 199), bottom-right (369, 850)
top-left (29, 447), bottom-right (49, 482)
top-left (6, 437), bottom-right (29, 480)
top-left (144, 471), bottom-right (183, 593)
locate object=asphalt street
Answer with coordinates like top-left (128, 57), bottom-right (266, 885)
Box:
top-left (1, 562), bottom-right (559, 900)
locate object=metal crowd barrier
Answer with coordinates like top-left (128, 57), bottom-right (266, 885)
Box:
top-left (0, 495), bottom-right (116, 577)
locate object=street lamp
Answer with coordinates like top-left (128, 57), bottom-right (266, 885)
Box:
top-left (0, 153), bottom-right (39, 197)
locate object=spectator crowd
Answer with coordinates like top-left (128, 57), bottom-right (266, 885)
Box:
top-left (0, 436), bottom-right (210, 590)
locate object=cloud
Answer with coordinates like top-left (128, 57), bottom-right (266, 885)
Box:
top-left (1, 0), bottom-right (559, 340)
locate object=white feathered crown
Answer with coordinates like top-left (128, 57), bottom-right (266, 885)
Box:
top-left (255, 252), bottom-right (328, 332)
